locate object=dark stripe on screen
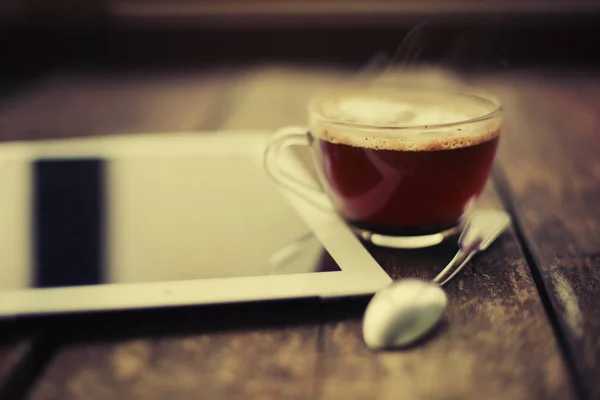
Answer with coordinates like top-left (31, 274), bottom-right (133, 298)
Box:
top-left (33, 159), bottom-right (105, 288)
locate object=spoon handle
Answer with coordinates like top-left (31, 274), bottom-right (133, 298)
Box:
top-left (431, 210), bottom-right (511, 287)
top-left (432, 241), bottom-right (480, 287)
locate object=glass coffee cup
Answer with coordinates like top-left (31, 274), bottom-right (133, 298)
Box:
top-left (264, 88), bottom-right (502, 248)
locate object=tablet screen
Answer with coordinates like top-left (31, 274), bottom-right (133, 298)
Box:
top-left (0, 150), bottom-right (340, 291)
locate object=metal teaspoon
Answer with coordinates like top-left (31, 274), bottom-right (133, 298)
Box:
top-left (362, 209), bottom-right (511, 350)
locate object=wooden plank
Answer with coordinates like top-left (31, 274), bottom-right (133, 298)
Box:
top-left (22, 66), bottom-right (575, 399)
top-left (0, 341), bottom-right (28, 386)
top-left (316, 185), bottom-right (573, 400)
top-left (0, 321), bottom-right (55, 400)
top-left (220, 65), bottom-right (465, 130)
top-left (29, 303), bottom-right (322, 400)
top-left (0, 68), bottom-right (234, 141)
top-left (5, 67), bottom-right (323, 400)
top-left (220, 65), bottom-right (351, 130)
top-left (472, 74), bottom-right (600, 400)
top-left (213, 67), bottom-right (576, 400)
top-left (0, 332), bottom-right (34, 396)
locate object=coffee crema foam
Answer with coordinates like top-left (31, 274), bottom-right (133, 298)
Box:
top-left (309, 92), bottom-right (501, 151)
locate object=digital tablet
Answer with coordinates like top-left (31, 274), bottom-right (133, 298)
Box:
top-left (0, 131), bottom-right (391, 317)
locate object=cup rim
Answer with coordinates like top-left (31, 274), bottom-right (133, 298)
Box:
top-left (307, 87), bottom-right (503, 131)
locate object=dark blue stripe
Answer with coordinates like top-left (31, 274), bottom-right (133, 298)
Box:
top-left (33, 159), bottom-right (104, 287)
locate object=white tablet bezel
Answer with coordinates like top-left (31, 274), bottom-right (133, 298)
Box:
top-left (0, 131), bottom-right (392, 317)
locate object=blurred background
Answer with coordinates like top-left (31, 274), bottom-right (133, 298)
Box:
top-left (2, 0), bottom-right (600, 75)
top-left (1, 0), bottom-right (599, 139)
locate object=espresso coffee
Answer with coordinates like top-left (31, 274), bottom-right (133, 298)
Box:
top-left (308, 91), bottom-right (500, 234)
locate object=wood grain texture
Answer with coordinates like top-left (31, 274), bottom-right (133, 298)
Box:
top-left (220, 65), bottom-right (464, 131)
top-left (0, 68), bottom-right (233, 141)
top-left (0, 69), bottom-right (237, 398)
top-left (31, 326), bottom-right (319, 400)
top-left (0, 336), bottom-right (32, 387)
top-left (0, 320), bottom-right (53, 400)
top-left (3, 67), bottom-right (323, 400)
top-left (28, 300), bottom-right (326, 400)
top-left (220, 67), bottom-right (575, 400)
top-left (472, 74), bottom-right (600, 400)
top-left (220, 65), bottom-right (351, 130)
top-left (317, 195), bottom-right (571, 400)
top-left (11, 66), bottom-right (577, 399)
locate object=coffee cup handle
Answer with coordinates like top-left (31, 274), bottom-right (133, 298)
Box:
top-left (264, 126), bottom-right (335, 211)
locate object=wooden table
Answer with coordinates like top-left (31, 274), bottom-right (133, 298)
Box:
top-left (0, 65), bottom-right (598, 400)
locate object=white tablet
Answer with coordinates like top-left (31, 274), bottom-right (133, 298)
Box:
top-left (0, 131), bottom-right (391, 317)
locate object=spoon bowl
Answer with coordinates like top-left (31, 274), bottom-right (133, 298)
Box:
top-left (362, 209), bottom-right (511, 349)
top-left (363, 278), bottom-right (447, 349)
